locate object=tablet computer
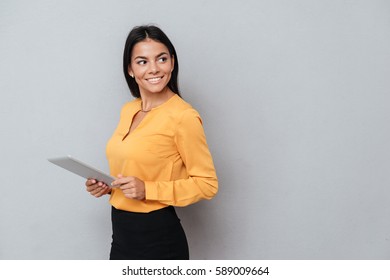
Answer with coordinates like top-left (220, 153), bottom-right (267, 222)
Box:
top-left (48, 155), bottom-right (115, 186)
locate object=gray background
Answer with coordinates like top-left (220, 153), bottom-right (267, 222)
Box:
top-left (1, 0), bottom-right (389, 259)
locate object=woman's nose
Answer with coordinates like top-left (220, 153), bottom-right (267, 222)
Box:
top-left (148, 61), bottom-right (159, 74)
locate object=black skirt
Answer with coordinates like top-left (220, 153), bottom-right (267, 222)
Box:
top-left (109, 206), bottom-right (189, 260)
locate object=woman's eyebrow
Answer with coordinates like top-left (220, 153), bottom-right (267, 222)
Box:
top-left (156, 52), bottom-right (169, 57)
top-left (133, 55), bottom-right (147, 60)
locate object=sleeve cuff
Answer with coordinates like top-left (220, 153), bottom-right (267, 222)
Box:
top-left (144, 181), bottom-right (158, 201)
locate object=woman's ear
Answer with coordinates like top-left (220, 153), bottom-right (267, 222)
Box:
top-left (171, 55), bottom-right (175, 72)
top-left (128, 65), bottom-right (134, 78)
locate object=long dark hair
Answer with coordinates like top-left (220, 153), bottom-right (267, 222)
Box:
top-left (123, 25), bottom-right (180, 98)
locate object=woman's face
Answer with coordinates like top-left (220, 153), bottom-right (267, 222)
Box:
top-left (129, 39), bottom-right (174, 96)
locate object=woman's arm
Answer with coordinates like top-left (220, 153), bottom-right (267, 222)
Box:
top-left (144, 109), bottom-right (218, 206)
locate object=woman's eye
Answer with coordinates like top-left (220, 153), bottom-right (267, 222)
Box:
top-left (158, 57), bottom-right (167, 62)
top-left (137, 60), bottom-right (147, 65)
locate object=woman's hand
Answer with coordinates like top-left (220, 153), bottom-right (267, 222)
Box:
top-left (111, 174), bottom-right (145, 200)
top-left (85, 179), bottom-right (112, 198)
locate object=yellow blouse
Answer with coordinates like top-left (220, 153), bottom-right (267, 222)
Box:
top-left (106, 94), bottom-right (218, 213)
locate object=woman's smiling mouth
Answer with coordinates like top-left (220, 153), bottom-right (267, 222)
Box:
top-left (146, 76), bottom-right (163, 84)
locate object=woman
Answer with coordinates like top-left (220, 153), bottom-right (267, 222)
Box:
top-left (85, 25), bottom-right (218, 260)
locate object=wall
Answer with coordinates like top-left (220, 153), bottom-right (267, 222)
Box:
top-left (1, 0), bottom-right (389, 259)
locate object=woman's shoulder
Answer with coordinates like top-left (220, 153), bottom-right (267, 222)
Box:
top-left (124, 98), bottom-right (141, 108)
top-left (169, 94), bottom-right (198, 114)
top-left (168, 95), bottom-right (203, 124)
top-left (120, 98), bottom-right (141, 113)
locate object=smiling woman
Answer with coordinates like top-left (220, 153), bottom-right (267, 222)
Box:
top-left (123, 25), bottom-right (181, 99)
top-left (84, 25), bottom-right (218, 260)
top-left (129, 40), bottom-right (175, 99)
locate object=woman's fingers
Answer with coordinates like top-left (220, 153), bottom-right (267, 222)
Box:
top-left (85, 179), bottom-right (110, 197)
top-left (85, 179), bottom-right (96, 187)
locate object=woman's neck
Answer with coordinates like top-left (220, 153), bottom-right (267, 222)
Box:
top-left (140, 88), bottom-right (175, 111)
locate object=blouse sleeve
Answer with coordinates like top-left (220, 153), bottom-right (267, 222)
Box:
top-left (144, 108), bottom-right (218, 207)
